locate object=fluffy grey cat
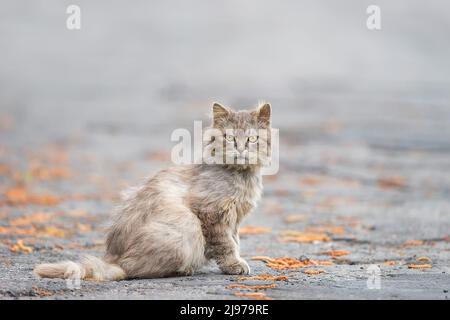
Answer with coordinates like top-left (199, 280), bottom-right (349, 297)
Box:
top-left (34, 102), bottom-right (272, 280)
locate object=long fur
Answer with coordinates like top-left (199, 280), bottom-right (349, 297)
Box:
top-left (34, 255), bottom-right (126, 281)
top-left (34, 102), bottom-right (271, 280)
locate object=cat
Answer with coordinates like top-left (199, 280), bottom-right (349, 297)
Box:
top-left (33, 101), bottom-right (272, 280)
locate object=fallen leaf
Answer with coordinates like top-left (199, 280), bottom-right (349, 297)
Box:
top-left (42, 226), bottom-right (66, 238)
top-left (234, 292), bottom-right (273, 300)
top-left (28, 194), bottom-right (61, 206)
top-left (305, 225), bottom-right (345, 235)
top-left (0, 164), bottom-right (10, 176)
top-left (66, 210), bottom-right (89, 217)
top-left (280, 230), bottom-right (331, 243)
top-left (283, 215), bottom-right (306, 224)
top-left (408, 264), bottom-right (432, 269)
top-left (10, 239), bottom-right (33, 254)
top-left (5, 187), bottom-right (28, 204)
top-left (239, 226), bottom-right (271, 236)
top-left (416, 257), bottom-right (432, 262)
top-left (238, 274), bottom-right (288, 282)
top-left (0, 226), bottom-right (38, 236)
top-left (316, 196), bottom-right (355, 209)
top-left (299, 176), bottom-right (324, 186)
top-left (383, 261), bottom-right (397, 266)
top-left (322, 250), bottom-right (351, 258)
top-left (251, 256), bottom-right (334, 270)
top-left (378, 176), bottom-right (405, 189)
top-left (303, 269), bottom-right (326, 275)
top-left (10, 212), bottom-right (53, 226)
top-left (402, 240), bottom-right (425, 247)
top-left (32, 286), bottom-right (54, 297)
top-left (227, 283), bottom-right (277, 290)
top-left (76, 223), bottom-right (92, 233)
top-left (0, 225), bottom-right (67, 238)
top-left (31, 167), bottom-right (71, 180)
top-left (4, 187), bottom-right (61, 206)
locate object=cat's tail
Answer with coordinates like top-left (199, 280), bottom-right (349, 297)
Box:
top-left (33, 255), bottom-right (126, 281)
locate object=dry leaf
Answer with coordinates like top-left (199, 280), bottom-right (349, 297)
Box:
top-left (283, 215), bottom-right (306, 224)
top-left (322, 250), bottom-right (351, 258)
top-left (227, 283), bottom-right (277, 290)
top-left (32, 286), bottom-right (53, 297)
top-left (67, 210), bottom-right (89, 217)
top-left (408, 264), bottom-right (432, 269)
top-left (31, 167), bottom-right (71, 180)
top-left (10, 212), bottom-right (53, 226)
top-left (234, 292), bottom-right (273, 300)
top-left (238, 274), bottom-right (288, 282)
top-left (280, 230), bottom-right (331, 243)
top-left (383, 261), bottom-right (397, 266)
top-left (0, 225), bottom-right (67, 238)
top-left (5, 187), bottom-right (28, 204)
top-left (10, 240), bottom-right (33, 254)
top-left (5, 187), bottom-right (61, 206)
top-left (299, 176), bottom-right (324, 186)
top-left (0, 226), bottom-right (38, 236)
top-left (305, 225), bottom-right (345, 235)
top-left (416, 257), bottom-right (431, 262)
top-left (42, 226), bottom-right (66, 238)
top-left (0, 164), bottom-right (10, 176)
top-left (303, 269), bottom-right (326, 275)
top-left (378, 176), bottom-right (405, 189)
top-left (76, 223), bottom-right (92, 233)
top-left (402, 240), bottom-right (425, 247)
top-left (251, 256), bottom-right (334, 270)
top-left (239, 226), bottom-right (271, 236)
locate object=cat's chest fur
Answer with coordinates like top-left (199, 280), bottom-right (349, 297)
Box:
top-left (230, 170), bottom-right (262, 218)
top-left (189, 165), bottom-right (262, 224)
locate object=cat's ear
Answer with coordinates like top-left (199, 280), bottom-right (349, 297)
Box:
top-left (212, 102), bottom-right (230, 125)
top-left (257, 102), bottom-right (271, 127)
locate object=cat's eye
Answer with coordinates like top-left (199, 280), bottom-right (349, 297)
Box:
top-left (248, 136), bottom-right (258, 143)
top-left (225, 134), bottom-right (235, 142)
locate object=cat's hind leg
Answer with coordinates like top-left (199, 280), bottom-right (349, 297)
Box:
top-left (117, 206), bottom-right (206, 279)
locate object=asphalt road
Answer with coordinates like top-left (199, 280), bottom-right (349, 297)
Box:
top-left (0, 1), bottom-right (449, 299)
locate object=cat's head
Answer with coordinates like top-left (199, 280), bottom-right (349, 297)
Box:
top-left (205, 101), bottom-right (272, 167)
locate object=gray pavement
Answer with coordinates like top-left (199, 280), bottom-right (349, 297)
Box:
top-left (0, 1), bottom-right (449, 299)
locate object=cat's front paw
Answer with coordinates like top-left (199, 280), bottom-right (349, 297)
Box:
top-left (221, 258), bottom-right (251, 275)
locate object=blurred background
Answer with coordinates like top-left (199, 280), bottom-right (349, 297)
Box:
top-left (0, 0), bottom-right (449, 299)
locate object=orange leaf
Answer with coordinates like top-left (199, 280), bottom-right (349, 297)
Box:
top-left (239, 226), bottom-right (271, 236)
top-left (32, 286), bottom-right (53, 297)
top-left (31, 167), bottom-right (71, 180)
top-left (416, 257), bottom-right (431, 262)
top-left (378, 176), bottom-right (405, 189)
top-left (408, 264), bottom-right (432, 269)
top-left (10, 212), bottom-right (53, 226)
top-left (10, 240), bottom-right (33, 254)
top-left (238, 274), bottom-right (288, 282)
top-left (234, 292), bottom-right (273, 300)
top-left (303, 269), bottom-right (326, 275)
top-left (283, 215), bottom-right (306, 224)
top-left (280, 230), bottom-right (331, 243)
top-left (4, 187), bottom-right (61, 206)
top-left (322, 250), bottom-right (351, 258)
top-left (76, 223), bottom-right (92, 233)
top-left (402, 240), bottom-right (425, 247)
top-left (227, 283), bottom-right (277, 290)
top-left (251, 256), bottom-right (334, 270)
